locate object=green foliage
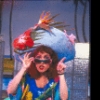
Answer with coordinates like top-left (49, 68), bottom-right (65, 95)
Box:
top-left (35, 83), bottom-right (57, 100)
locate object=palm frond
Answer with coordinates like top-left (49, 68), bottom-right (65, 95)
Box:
top-left (50, 22), bottom-right (70, 27)
top-left (21, 84), bottom-right (29, 100)
top-left (48, 14), bottom-right (60, 23)
top-left (35, 37), bottom-right (42, 41)
top-left (55, 25), bottom-right (69, 28)
top-left (31, 31), bottom-right (44, 41)
top-left (40, 11), bottom-right (51, 20)
top-left (49, 22), bottom-right (65, 26)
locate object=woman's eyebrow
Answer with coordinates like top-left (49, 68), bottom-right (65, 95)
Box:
top-left (35, 55), bottom-right (41, 58)
top-left (44, 55), bottom-right (50, 58)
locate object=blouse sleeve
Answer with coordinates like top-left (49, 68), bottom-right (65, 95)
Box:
top-left (8, 84), bottom-right (23, 100)
top-left (8, 74), bottom-right (26, 100)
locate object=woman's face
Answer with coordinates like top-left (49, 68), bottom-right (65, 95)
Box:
top-left (34, 51), bottom-right (52, 73)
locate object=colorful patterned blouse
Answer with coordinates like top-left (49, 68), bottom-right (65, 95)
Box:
top-left (23, 73), bottom-right (60, 100)
top-left (8, 73), bottom-right (62, 100)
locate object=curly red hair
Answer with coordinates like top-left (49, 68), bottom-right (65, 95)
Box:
top-left (27, 45), bottom-right (59, 79)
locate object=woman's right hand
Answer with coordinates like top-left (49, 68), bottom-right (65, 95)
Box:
top-left (19, 52), bottom-right (34, 70)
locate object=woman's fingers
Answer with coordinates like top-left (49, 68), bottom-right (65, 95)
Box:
top-left (57, 63), bottom-right (66, 70)
top-left (23, 52), bottom-right (31, 59)
top-left (59, 57), bottom-right (66, 63)
top-left (26, 52), bottom-right (32, 58)
top-left (57, 57), bottom-right (66, 69)
top-left (28, 57), bottom-right (34, 62)
top-left (19, 52), bottom-right (34, 69)
top-left (57, 57), bottom-right (67, 74)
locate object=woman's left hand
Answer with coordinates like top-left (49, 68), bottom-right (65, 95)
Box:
top-left (56, 57), bottom-right (66, 75)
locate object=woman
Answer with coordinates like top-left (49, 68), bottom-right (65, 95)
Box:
top-left (7, 45), bottom-right (68, 100)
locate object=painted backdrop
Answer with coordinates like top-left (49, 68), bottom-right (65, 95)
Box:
top-left (0, 0), bottom-right (90, 56)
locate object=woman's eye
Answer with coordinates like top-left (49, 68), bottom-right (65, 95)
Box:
top-left (44, 56), bottom-right (50, 59)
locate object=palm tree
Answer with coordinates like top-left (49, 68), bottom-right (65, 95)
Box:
top-left (9, 0), bottom-right (14, 60)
